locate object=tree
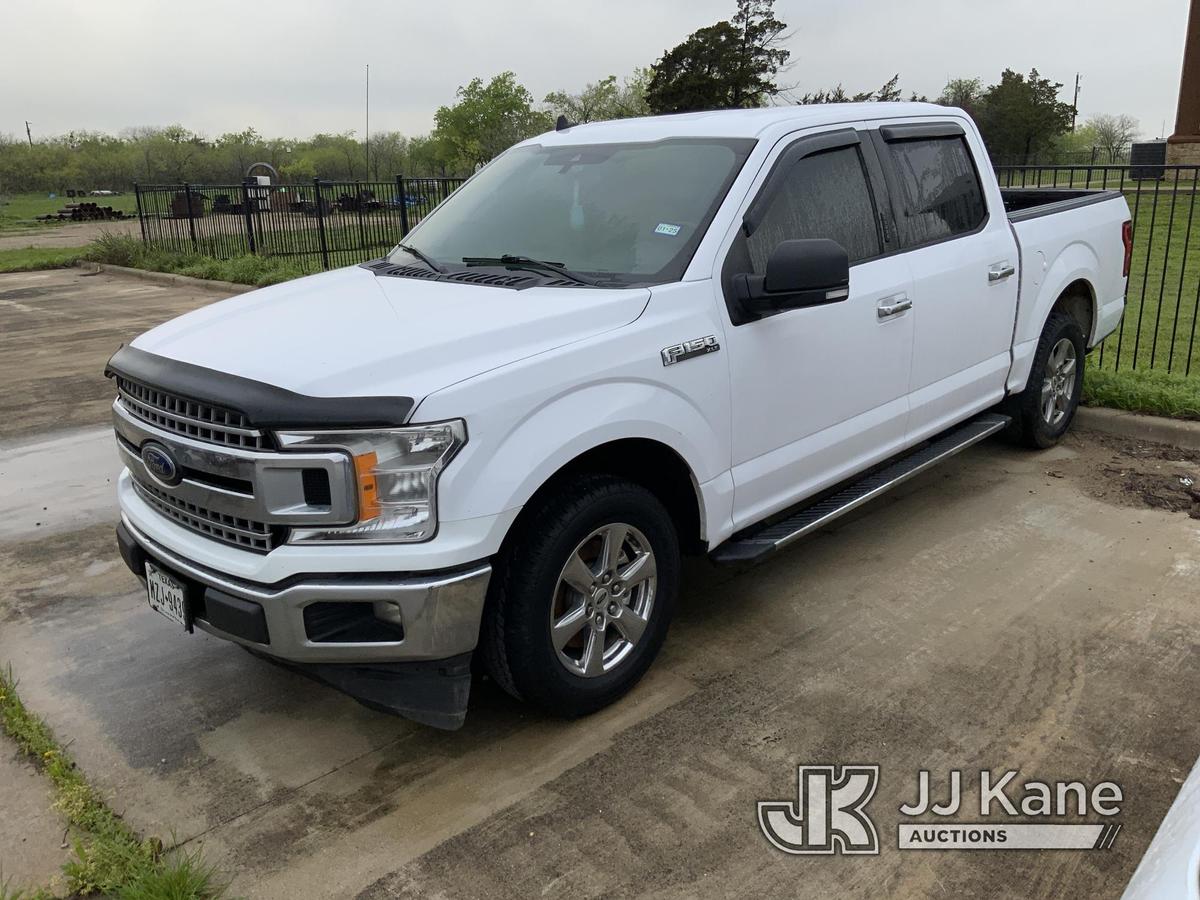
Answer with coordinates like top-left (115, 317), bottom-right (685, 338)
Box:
top-left (545, 76), bottom-right (620, 124)
top-left (936, 77), bottom-right (984, 119)
top-left (1088, 114), bottom-right (1139, 161)
top-left (149, 125), bottom-right (207, 182)
top-left (407, 133), bottom-right (459, 177)
top-left (366, 131), bottom-right (408, 181)
top-left (215, 128), bottom-right (264, 180)
top-left (796, 74), bottom-right (918, 104)
top-left (619, 68), bottom-right (654, 117)
top-left (645, 0), bottom-right (790, 113)
top-left (544, 69), bottom-right (651, 124)
top-left (975, 68), bottom-right (1073, 164)
top-left (433, 72), bottom-right (552, 170)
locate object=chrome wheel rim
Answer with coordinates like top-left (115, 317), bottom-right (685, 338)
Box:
top-left (550, 522), bottom-right (657, 678)
top-left (1041, 337), bottom-right (1077, 426)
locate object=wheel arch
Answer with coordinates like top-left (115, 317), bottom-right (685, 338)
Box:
top-left (1050, 278), bottom-right (1096, 347)
top-left (1030, 241), bottom-right (1101, 347)
top-left (502, 438), bottom-right (708, 557)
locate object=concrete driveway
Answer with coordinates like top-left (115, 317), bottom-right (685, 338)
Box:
top-left (2, 267), bottom-right (1199, 899)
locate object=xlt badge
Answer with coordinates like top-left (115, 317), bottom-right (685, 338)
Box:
top-left (661, 335), bottom-right (720, 367)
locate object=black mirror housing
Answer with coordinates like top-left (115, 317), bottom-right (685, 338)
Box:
top-left (734, 238), bottom-right (851, 316)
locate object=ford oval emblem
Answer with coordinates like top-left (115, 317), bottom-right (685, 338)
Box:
top-left (141, 441), bottom-right (181, 487)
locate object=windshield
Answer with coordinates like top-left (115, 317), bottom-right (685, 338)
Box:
top-left (390, 138), bottom-right (756, 285)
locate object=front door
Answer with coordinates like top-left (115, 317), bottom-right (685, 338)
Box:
top-left (720, 129), bottom-right (915, 530)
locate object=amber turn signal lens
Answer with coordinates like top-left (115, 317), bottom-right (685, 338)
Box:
top-left (353, 451), bottom-right (381, 520)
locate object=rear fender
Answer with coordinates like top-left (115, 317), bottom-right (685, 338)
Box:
top-left (1008, 242), bottom-right (1098, 393)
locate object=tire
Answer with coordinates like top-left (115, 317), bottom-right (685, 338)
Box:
top-left (1007, 312), bottom-right (1086, 449)
top-left (480, 474), bottom-right (680, 718)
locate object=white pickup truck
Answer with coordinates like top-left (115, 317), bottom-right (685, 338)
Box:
top-left (108, 102), bottom-right (1131, 728)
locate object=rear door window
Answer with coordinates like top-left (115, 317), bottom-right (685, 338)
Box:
top-left (884, 136), bottom-right (986, 247)
top-left (745, 145), bottom-right (883, 272)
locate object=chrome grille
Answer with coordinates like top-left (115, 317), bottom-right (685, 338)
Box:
top-left (116, 376), bottom-right (267, 450)
top-left (132, 479), bottom-right (278, 552)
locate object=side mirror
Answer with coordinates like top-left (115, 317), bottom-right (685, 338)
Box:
top-left (734, 239), bottom-right (850, 316)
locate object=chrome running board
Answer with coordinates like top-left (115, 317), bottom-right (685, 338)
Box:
top-left (710, 413), bottom-right (1011, 565)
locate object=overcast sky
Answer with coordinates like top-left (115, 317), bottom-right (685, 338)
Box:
top-left (1, 0), bottom-right (1190, 142)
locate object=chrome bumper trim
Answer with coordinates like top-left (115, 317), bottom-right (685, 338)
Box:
top-left (122, 516), bottom-right (491, 663)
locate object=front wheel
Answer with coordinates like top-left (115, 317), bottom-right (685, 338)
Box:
top-left (1007, 312), bottom-right (1086, 448)
top-left (480, 474), bottom-right (680, 717)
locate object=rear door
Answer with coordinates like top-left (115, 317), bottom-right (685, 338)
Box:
top-left (869, 121), bottom-right (1020, 442)
top-left (718, 127), bottom-right (915, 529)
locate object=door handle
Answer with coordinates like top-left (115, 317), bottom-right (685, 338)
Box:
top-left (988, 263), bottom-right (1016, 282)
top-left (877, 297), bottom-right (912, 319)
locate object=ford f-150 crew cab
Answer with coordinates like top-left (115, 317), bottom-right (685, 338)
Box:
top-left (108, 103), bottom-right (1132, 729)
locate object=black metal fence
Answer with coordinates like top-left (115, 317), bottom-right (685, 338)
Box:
top-left (134, 176), bottom-right (466, 270)
top-left (997, 164), bottom-right (1200, 377)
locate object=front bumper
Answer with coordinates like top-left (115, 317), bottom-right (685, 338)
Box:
top-left (118, 517), bottom-right (491, 665)
top-left (118, 518), bottom-right (491, 729)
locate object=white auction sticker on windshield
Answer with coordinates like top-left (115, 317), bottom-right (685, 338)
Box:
top-left (655, 223), bottom-right (682, 236)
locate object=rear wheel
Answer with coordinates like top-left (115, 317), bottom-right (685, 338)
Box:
top-left (1007, 312), bottom-right (1086, 448)
top-left (480, 474), bottom-right (680, 717)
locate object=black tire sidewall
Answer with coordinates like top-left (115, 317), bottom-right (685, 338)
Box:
top-left (491, 477), bottom-right (680, 716)
top-left (1021, 313), bottom-right (1086, 448)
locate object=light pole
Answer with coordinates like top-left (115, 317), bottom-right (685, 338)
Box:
top-left (365, 64), bottom-right (370, 180)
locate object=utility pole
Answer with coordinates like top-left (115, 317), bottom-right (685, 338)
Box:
top-left (1073, 73), bottom-right (1082, 128)
top-left (365, 64), bottom-right (370, 180)
top-left (24, 120), bottom-right (33, 148)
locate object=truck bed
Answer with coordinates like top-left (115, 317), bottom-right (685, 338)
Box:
top-left (1000, 187), bottom-right (1124, 222)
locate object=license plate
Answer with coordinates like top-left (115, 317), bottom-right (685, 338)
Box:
top-left (145, 561), bottom-right (190, 630)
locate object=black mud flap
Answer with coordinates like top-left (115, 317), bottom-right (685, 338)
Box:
top-left (247, 650), bottom-right (474, 731)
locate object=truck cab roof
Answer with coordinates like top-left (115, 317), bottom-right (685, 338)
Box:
top-left (526, 102), bottom-right (964, 146)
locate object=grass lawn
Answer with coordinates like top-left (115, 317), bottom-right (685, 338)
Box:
top-left (1083, 366), bottom-right (1200, 420)
top-left (0, 191), bottom-right (138, 233)
top-left (998, 173), bottom-right (1200, 380)
top-left (1, 667), bottom-right (226, 898)
top-left (0, 247), bottom-right (84, 272)
top-left (85, 233), bottom-right (322, 286)
top-left (1095, 188), bottom-right (1200, 377)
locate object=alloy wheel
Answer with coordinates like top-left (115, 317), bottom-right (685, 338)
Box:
top-left (1040, 337), bottom-right (1077, 426)
top-left (549, 522), bottom-right (657, 678)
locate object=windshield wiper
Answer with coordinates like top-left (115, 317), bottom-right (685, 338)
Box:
top-left (397, 243), bottom-right (443, 274)
top-left (462, 254), bottom-right (597, 286)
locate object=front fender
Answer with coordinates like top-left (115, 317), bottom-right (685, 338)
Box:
top-left (437, 377), bottom-right (727, 528)
top-left (414, 297), bottom-right (734, 552)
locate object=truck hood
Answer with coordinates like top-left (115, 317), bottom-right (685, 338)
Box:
top-left (132, 265), bottom-right (650, 403)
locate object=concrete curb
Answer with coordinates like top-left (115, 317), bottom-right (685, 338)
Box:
top-left (1076, 405), bottom-right (1200, 451)
top-left (74, 261), bottom-right (254, 296)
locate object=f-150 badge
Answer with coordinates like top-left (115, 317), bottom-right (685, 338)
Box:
top-left (661, 335), bottom-right (720, 366)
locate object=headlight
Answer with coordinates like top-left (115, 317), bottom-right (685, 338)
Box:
top-left (277, 420), bottom-right (466, 544)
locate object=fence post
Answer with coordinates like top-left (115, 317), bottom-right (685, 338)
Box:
top-left (355, 179), bottom-right (367, 253)
top-left (396, 173), bottom-right (410, 237)
top-left (314, 177), bottom-right (330, 269)
top-left (183, 182), bottom-right (198, 252)
top-left (134, 182), bottom-right (147, 244)
top-left (241, 181), bottom-right (256, 256)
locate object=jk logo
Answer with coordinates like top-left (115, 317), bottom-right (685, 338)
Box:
top-left (758, 765), bottom-right (880, 855)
